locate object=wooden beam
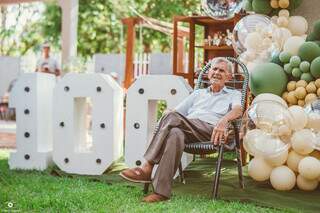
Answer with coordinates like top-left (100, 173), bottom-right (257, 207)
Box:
top-left (172, 17), bottom-right (178, 76)
top-left (123, 18), bottom-right (136, 89)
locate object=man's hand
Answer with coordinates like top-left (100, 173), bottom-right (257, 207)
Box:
top-left (211, 118), bottom-right (229, 145)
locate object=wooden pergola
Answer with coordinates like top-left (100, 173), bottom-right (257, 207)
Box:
top-left (122, 16), bottom-right (189, 89)
top-left (0, 0), bottom-right (78, 65)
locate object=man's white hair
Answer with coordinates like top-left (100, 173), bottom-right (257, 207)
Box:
top-left (210, 57), bottom-right (233, 74)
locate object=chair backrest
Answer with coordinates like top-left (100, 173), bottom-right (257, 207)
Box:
top-left (194, 57), bottom-right (249, 115)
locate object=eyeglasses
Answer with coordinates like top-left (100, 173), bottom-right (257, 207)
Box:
top-left (211, 67), bottom-right (227, 73)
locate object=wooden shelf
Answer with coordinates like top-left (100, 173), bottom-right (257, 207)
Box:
top-left (173, 13), bottom-right (246, 88)
top-left (195, 45), bottom-right (234, 50)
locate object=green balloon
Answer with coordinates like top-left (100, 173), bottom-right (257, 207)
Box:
top-left (306, 32), bottom-right (319, 41)
top-left (284, 63), bottom-right (293, 74)
top-left (271, 52), bottom-right (283, 66)
top-left (279, 52), bottom-right (292, 63)
top-left (300, 61), bottom-right (310, 73)
top-left (313, 20), bottom-right (320, 35)
top-left (252, 0), bottom-right (272, 15)
top-left (290, 56), bottom-right (301, 68)
top-left (250, 63), bottom-right (288, 96)
top-left (301, 73), bottom-right (314, 83)
top-left (292, 68), bottom-right (302, 78)
top-left (313, 40), bottom-right (320, 47)
top-left (310, 56), bottom-right (320, 78)
top-left (244, 0), bottom-right (253, 11)
top-left (298, 42), bottom-right (320, 62)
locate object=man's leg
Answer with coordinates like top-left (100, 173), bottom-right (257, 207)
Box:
top-left (151, 127), bottom-right (185, 198)
top-left (143, 114), bottom-right (214, 200)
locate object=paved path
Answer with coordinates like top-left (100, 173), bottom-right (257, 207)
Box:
top-left (0, 121), bottom-right (16, 149)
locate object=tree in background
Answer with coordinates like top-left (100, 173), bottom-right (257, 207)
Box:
top-left (0, 3), bottom-right (44, 56)
top-left (0, 0), bottom-right (200, 59)
top-left (42, 0), bottom-right (200, 59)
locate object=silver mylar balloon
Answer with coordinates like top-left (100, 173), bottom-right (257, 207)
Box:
top-left (232, 14), bottom-right (272, 55)
top-left (202, 0), bottom-right (243, 20)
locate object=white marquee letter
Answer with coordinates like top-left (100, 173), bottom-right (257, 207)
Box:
top-left (53, 73), bottom-right (123, 175)
top-left (9, 73), bottom-right (56, 170)
top-left (125, 75), bottom-right (193, 171)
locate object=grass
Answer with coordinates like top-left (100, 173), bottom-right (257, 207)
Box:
top-left (0, 150), bottom-right (289, 213)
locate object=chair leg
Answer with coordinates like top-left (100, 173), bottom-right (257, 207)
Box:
top-left (236, 147), bottom-right (244, 189)
top-left (212, 144), bottom-right (224, 199)
top-left (143, 183), bottom-right (150, 194)
top-left (178, 162), bottom-right (185, 184)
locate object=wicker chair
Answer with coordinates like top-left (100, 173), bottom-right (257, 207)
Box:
top-left (143, 57), bottom-right (250, 199)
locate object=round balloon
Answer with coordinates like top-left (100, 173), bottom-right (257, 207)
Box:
top-left (232, 14), bottom-right (272, 55)
top-left (283, 36), bottom-right (305, 55)
top-left (288, 16), bottom-right (308, 36)
top-left (250, 63), bottom-right (288, 96)
top-left (202, 0), bottom-right (243, 20)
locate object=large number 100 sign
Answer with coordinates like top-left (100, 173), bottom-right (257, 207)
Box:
top-left (9, 73), bottom-right (193, 175)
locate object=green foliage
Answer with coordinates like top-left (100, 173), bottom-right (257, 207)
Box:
top-left (0, 4), bottom-right (45, 56)
top-left (41, 0), bottom-right (201, 59)
top-left (157, 100), bottom-right (167, 121)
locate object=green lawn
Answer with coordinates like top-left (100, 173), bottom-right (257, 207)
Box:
top-left (0, 150), bottom-right (288, 213)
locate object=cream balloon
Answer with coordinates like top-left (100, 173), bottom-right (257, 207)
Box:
top-left (278, 9), bottom-right (290, 18)
top-left (288, 16), bottom-right (308, 36)
top-left (306, 112), bottom-right (320, 132)
top-left (283, 36), bottom-right (305, 55)
top-left (265, 147), bottom-right (288, 167)
top-left (298, 157), bottom-right (320, 180)
top-left (287, 150), bottom-right (305, 172)
top-left (270, 166), bottom-right (296, 191)
top-left (273, 27), bottom-right (292, 50)
top-left (288, 106), bottom-right (308, 131)
top-left (243, 129), bottom-right (267, 156)
top-left (245, 32), bottom-right (263, 50)
top-left (253, 93), bottom-right (288, 108)
top-left (297, 175), bottom-right (319, 191)
top-left (254, 102), bottom-right (292, 134)
top-left (291, 129), bottom-right (316, 155)
top-left (248, 158), bottom-right (273, 181)
top-left (277, 16), bottom-right (289, 28)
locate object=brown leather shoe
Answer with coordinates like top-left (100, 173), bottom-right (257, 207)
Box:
top-left (142, 193), bottom-right (169, 203)
top-left (119, 167), bottom-right (151, 183)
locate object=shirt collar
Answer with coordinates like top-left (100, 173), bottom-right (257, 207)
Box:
top-left (207, 86), bottom-right (228, 94)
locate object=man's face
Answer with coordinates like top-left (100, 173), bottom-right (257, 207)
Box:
top-left (207, 61), bottom-right (232, 86)
top-left (43, 47), bottom-right (50, 56)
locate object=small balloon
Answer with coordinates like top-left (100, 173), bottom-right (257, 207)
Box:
top-left (202, 0), bottom-right (243, 20)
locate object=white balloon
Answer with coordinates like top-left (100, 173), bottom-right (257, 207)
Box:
top-left (283, 36), bottom-right (305, 55)
top-left (306, 112), bottom-right (320, 132)
top-left (287, 150), bottom-right (305, 172)
top-left (298, 157), bottom-right (320, 180)
top-left (245, 32), bottom-right (263, 50)
top-left (253, 93), bottom-right (288, 108)
top-left (288, 16), bottom-right (308, 36)
top-left (248, 158), bottom-right (273, 181)
top-left (291, 129), bottom-right (316, 155)
top-left (297, 175), bottom-right (319, 191)
top-left (270, 166), bottom-right (296, 191)
top-left (277, 16), bottom-right (289, 28)
top-left (288, 106), bottom-right (308, 131)
top-left (273, 27), bottom-right (292, 50)
top-left (278, 9), bottom-right (290, 18)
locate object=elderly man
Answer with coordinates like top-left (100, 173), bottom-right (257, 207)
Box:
top-left (120, 57), bottom-right (242, 202)
top-left (35, 42), bottom-right (61, 76)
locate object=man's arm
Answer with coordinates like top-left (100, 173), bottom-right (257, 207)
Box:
top-left (172, 90), bottom-right (199, 116)
top-left (211, 104), bottom-right (242, 145)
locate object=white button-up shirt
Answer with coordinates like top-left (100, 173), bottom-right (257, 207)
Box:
top-left (175, 87), bottom-right (241, 125)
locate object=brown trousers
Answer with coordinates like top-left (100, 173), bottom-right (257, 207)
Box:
top-left (144, 111), bottom-right (214, 198)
